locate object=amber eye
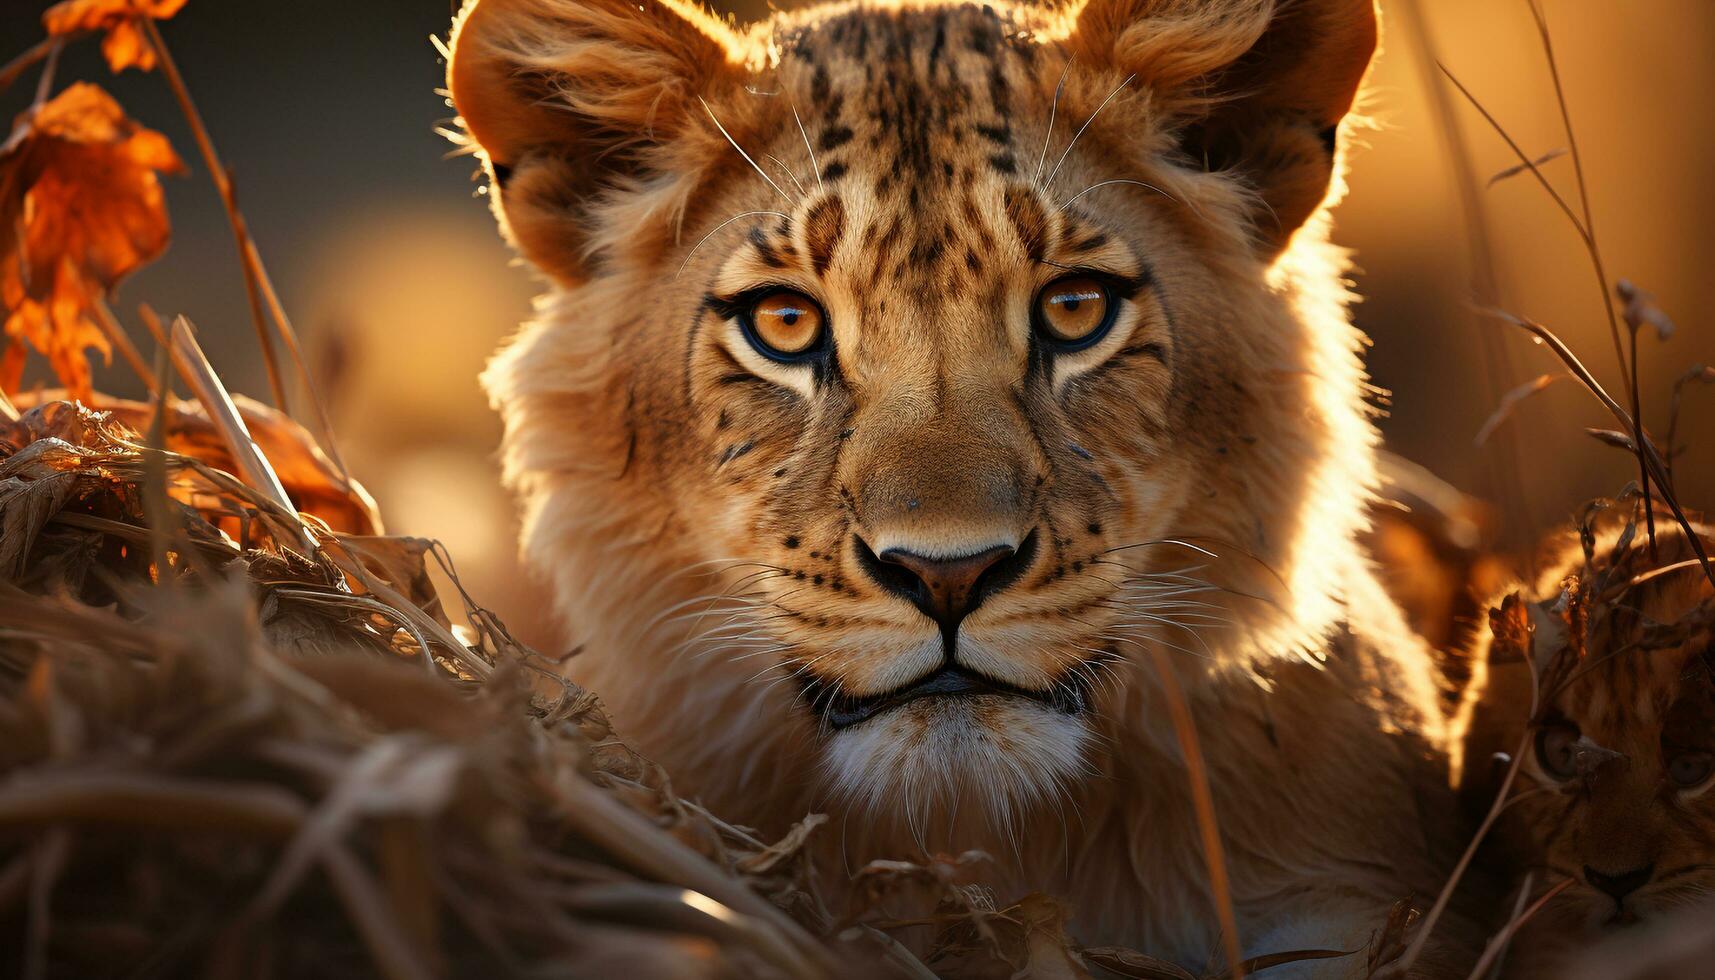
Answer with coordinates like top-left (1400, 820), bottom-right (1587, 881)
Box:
top-left (1035, 275), bottom-right (1115, 349)
top-left (1668, 751), bottom-right (1713, 788)
top-left (1536, 722), bottom-right (1582, 781)
top-left (744, 290), bottom-right (826, 360)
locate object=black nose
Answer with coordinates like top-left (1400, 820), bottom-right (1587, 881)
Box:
top-left (1585, 864), bottom-right (1653, 901)
top-left (856, 531), bottom-right (1036, 632)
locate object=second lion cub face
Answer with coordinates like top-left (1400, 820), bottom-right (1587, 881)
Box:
top-left (1459, 510), bottom-right (1715, 967)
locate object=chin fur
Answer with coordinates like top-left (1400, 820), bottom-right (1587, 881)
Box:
top-left (821, 695), bottom-right (1092, 842)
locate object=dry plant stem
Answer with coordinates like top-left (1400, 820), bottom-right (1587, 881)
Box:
top-left (1522, 0), bottom-right (1647, 536)
top-left (1431, 68), bottom-right (1615, 383)
top-left (322, 540), bottom-right (495, 680)
top-left (1626, 315), bottom-right (1656, 554)
top-left (144, 338), bottom-right (174, 579)
top-left (1395, 729), bottom-right (1532, 975)
top-left (239, 234), bottom-right (351, 479)
top-left (1524, 0), bottom-right (1631, 396)
top-left (543, 774), bottom-right (839, 979)
top-left (0, 387), bottom-right (18, 422)
top-left (0, 771), bottom-right (306, 837)
top-left (321, 844), bottom-right (437, 980)
top-left (1484, 870), bottom-right (1534, 980)
top-left (1438, 25), bottom-right (1655, 551)
top-left (135, 17), bottom-right (285, 413)
top-left (167, 315), bottom-right (315, 553)
top-left (1145, 644), bottom-right (1245, 980)
top-left (138, 16), bottom-right (350, 482)
top-left (1473, 373), bottom-right (1571, 448)
top-left (0, 38), bottom-right (61, 97)
top-left (92, 298), bottom-right (158, 393)
top-left (137, 303), bottom-right (169, 349)
top-left (1485, 310), bottom-right (1715, 589)
top-left (1461, 877), bottom-right (1573, 980)
top-left (31, 41), bottom-right (61, 108)
top-left (1394, 0), bottom-right (1533, 540)
top-left (847, 925), bottom-right (939, 980)
top-left (1665, 366), bottom-right (1715, 484)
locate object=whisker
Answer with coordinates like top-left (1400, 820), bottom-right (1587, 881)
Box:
top-left (652, 599), bottom-right (770, 633)
top-left (1103, 538), bottom-right (1219, 559)
top-left (791, 100), bottom-right (825, 195)
top-left (1107, 630), bottom-right (1214, 662)
top-left (1043, 73), bottom-right (1135, 191)
top-left (676, 210), bottom-right (791, 280)
top-left (700, 96), bottom-right (797, 205)
top-left (1060, 177), bottom-right (1177, 212)
top-left (695, 642), bottom-right (783, 663)
top-left (1035, 56), bottom-right (1072, 186)
top-left (639, 588), bottom-right (766, 639)
top-left (764, 152), bottom-right (808, 198)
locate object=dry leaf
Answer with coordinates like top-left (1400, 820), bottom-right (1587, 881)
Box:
top-left (1473, 372), bottom-right (1571, 447)
top-left (736, 813), bottom-right (827, 876)
top-left (1586, 427), bottom-right (1637, 452)
top-left (1009, 894), bottom-right (1094, 979)
top-left (0, 435), bottom-right (103, 580)
top-left (42, 0), bottom-right (189, 74)
top-left (1486, 593), bottom-right (1533, 666)
top-left (1486, 146), bottom-right (1566, 187)
top-left (1, 83), bottom-right (184, 400)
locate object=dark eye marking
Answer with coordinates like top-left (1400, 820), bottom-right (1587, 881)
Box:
top-left (1116, 341), bottom-right (1167, 363)
top-left (1067, 229), bottom-right (1110, 253)
top-left (1103, 272), bottom-right (1149, 301)
top-left (1002, 185), bottom-right (1048, 262)
top-left (959, 194), bottom-right (995, 251)
top-left (804, 196), bottom-right (847, 277)
top-left (748, 228), bottom-right (787, 269)
top-left (820, 161), bottom-right (849, 183)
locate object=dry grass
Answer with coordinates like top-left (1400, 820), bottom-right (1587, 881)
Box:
top-left (0, 394), bottom-right (855, 978)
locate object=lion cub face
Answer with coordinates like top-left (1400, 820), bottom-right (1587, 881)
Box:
top-left (451, 0), bottom-right (1374, 820)
top-left (1483, 522), bottom-right (1715, 940)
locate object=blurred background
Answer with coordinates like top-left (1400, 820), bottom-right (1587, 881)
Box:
top-left (2, 0), bottom-right (1711, 649)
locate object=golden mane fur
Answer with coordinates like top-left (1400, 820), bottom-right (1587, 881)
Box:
top-left (450, 0), bottom-right (1484, 971)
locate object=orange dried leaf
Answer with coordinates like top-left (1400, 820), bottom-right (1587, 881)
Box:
top-left (0, 83), bottom-right (183, 401)
top-left (42, 0), bottom-right (189, 74)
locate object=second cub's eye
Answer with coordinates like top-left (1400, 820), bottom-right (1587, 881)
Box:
top-left (744, 290), bottom-right (826, 360)
top-left (1035, 275), bottom-right (1115, 350)
top-left (1536, 722), bottom-right (1582, 781)
top-left (1668, 751), bottom-right (1713, 788)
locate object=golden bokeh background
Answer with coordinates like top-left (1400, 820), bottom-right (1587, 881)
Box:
top-left (2, 0), bottom-right (1711, 650)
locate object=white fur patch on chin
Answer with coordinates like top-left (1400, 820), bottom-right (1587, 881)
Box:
top-left (822, 694), bottom-right (1091, 835)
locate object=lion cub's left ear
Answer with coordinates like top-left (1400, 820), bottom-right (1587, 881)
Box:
top-left (1070, 0), bottom-right (1376, 254)
top-left (448, 0), bottom-right (744, 284)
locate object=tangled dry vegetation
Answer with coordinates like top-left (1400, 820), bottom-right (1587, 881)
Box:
top-left (0, 398), bottom-right (850, 980)
top-left (2, 1), bottom-right (1713, 979)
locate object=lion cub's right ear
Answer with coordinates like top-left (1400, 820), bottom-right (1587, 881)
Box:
top-left (448, 0), bottom-right (744, 284)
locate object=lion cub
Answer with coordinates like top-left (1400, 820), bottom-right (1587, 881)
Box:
top-left (1455, 507), bottom-right (1715, 978)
